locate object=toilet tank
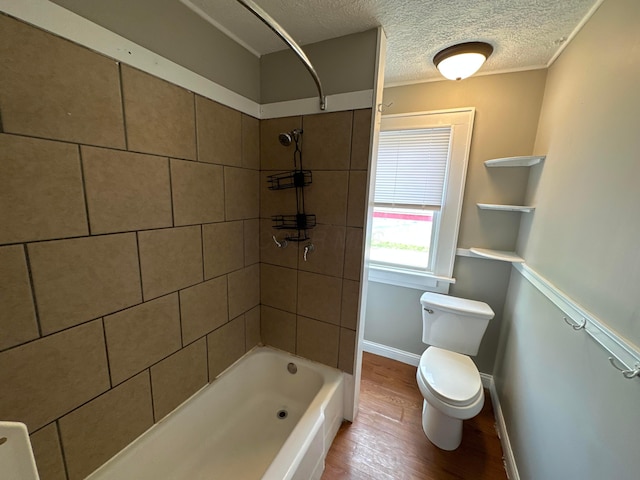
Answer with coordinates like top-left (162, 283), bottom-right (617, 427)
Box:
top-left (420, 292), bottom-right (495, 356)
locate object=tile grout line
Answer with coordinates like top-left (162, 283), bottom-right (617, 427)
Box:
top-left (0, 291), bottom-right (200, 355)
top-left (200, 224), bottom-right (205, 282)
top-left (147, 368), bottom-right (157, 423)
top-left (135, 232), bottom-right (146, 302)
top-left (193, 94), bottom-right (199, 162)
top-left (205, 334), bottom-right (211, 382)
top-left (100, 317), bottom-right (114, 389)
top-left (54, 420), bottom-right (71, 480)
top-left (117, 62), bottom-right (129, 151)
top-left (0, 217), bottom-right (269, 250)
top-left (168, 158), bottom-right (176, 227)
top-left (177, 289), bottom-right (184, 348)
top-left (22, 244), bottom-right (43, 338)
top-left (0, 131), bottom-right (242, 166)
top-left (77, 144), bottom-right (93, 236)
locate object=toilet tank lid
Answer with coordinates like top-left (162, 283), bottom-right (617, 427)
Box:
top-left (420, 292), bottom-right (494, 319)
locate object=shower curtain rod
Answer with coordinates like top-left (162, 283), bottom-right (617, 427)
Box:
top-left (236, 0), bottom-right (326, 110)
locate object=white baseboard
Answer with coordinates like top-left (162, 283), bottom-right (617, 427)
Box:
top-left (362, 340), bottom-right (422, 366)
top-left (488, 378), bottom-right (520, 480)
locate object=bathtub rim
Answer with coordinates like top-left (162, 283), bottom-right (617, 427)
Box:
top-left (85, 345), bottom-right (344, 480)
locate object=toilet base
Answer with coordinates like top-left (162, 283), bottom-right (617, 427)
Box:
top-left (422, 400), bottom-right (463, 451)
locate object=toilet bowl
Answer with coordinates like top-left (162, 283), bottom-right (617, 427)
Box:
top-left (416, 346), bottom-right (484, 450)
top-left (417, 292), bottom-right (494, 450)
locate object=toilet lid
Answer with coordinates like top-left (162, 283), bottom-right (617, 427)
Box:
top-left (419, 347), bottom-right (482, 407)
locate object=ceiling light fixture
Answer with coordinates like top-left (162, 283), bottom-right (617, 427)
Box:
top-left (433, 42), bottom-right (494, 81)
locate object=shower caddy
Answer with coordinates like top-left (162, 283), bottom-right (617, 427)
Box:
top-left (268, 129), bottom-right (316, 242)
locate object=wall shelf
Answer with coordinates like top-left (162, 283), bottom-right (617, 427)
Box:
top-left (469, 248), bottom-right (524, 263)
top-left (484, 155), bottom-right (545, 167)
top-left (477, 203), bottom-right (535, 213)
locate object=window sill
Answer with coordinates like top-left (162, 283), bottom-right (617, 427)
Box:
top-left (367, 265), bottom-right (455, 293)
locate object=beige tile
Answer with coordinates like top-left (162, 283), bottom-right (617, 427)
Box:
top-left (171, 159), bottom-right (224, 226)
top-left (260, 116), bottom-right (303, 170)
top-left (346, 170), bottom-right (368, 227)
top-left (82, 146), bottom-right (172, 234)
top-left (260, 170), bottom-right (298, 219)
top-left (244, 219), bottom-right (260, 266)
top-left (202, 221), bottom-right (244, 279)
top-left (261, 306), bottom-right (296, 354)
top-left (0, 134), bottom-right (88, 244)
top-left (259, 219), bottom-right (299, 269)
top-left (121, 65), bottom-right (195, 159)
top-left (341, 280), bottom-right (361, 330)
top-left (104, 294), bottom-right (181, 385)
top-left (304, 171), bottom-right (349, 226)
top-left (59, 372), bottom-right (153, 480)
top-left (179, 277), bottom-right (228, 345)
top-left (0, 16), bottom-right (125, 148)
top-left (302, 111), bottom-right (353, 170)
top-left (207, 316), bottom-right (245, 379)
top-left (245, 306), bottom-right (261, 350)
top-left (298, 224), bottom-right (346, 278)
top-left (296, 316), bottom-right (339, 368)
top-left (351, 109), bottom-right (373, 170)
top-left (241, 114), bottom-right (260, 170)
top-left (338, 328), bottom-right (357, 374)
top-left (261, 264), bottom-right (297, 313)
top-left (344, 227), bottom-right (364, 281)
top-left (138, 226), bottom-right (203, 300)
top-left (0, 320), bottom-right (109, 433)
top-left (30, 423), bottom-right (66, 480)
top-left (297, 271), bottom-right (342, 325)
top-left (196, 95), bottom-right (241, 166)
top-left (28, 234), bottom-right (141, 334)
top-left (0, 245), bottom-right (38, 351)
top-left (227, 264), bottom-right (260, 319)
top-left (225, 167), bottom-right (259, 220)
top-left (150, 338), bottom-right (208, 420)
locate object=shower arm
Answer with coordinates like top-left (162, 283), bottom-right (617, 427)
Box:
top-left (235, 0), bottom-right (326, 110)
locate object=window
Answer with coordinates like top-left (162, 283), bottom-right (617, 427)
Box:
top-left (368, 109), bottom-right (475, 292)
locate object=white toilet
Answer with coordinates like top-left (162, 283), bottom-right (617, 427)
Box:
top-left (416, 292), bottom-right (495, 450)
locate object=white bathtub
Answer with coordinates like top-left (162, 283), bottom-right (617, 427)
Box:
top-left (86, 346), bottom-right (344, 480)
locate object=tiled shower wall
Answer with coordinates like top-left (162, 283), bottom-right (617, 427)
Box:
top-left (1, 12), bottom-right (372, 480)
top-left (0, 15), bottom-right (261, 480)
top-left (258, 110), bottom-right (371, 374)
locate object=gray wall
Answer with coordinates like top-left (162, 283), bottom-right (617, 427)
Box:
top-left (364, 70), bottom-right (548, 374)
top-left (495, 0), bottom-right (640, 478)
top-left (260, 29), bottom-right (378, 104)
top-left (51, 0), bottom-right (261, 101)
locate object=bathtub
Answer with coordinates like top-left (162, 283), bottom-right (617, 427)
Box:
top-left (86, 346), bottom-right (344, 480)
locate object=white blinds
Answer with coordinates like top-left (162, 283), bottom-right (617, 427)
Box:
top-left (374, 127), bottom-right (452, 208)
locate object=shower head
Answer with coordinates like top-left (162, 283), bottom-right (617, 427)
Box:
top-left (278, 129), bottom-right (303, 147)
top-left (278, 132), bottom-right (292, 146)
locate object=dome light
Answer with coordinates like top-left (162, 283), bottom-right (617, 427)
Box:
top-left (433, 42), bottom-right (494, 81)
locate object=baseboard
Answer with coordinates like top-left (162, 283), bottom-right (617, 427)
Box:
top-left (362, 340), bottom-right (422, 366)
top-left (488, 378), bottom-right (520, 480)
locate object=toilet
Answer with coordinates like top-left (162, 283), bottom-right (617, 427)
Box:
top-left (416, 292), bottom-right (495, 450)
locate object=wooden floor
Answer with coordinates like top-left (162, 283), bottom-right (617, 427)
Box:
top-left (322, 352), bottom-right (508, 480)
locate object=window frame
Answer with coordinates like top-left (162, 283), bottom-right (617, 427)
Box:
top-left (367, 108), bottom-right (475, 293)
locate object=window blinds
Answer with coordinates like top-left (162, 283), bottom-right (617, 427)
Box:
top-left (374, 127), bottom-right (452, 208)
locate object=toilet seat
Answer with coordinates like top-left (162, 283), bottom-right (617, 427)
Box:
top-left (418, 347), bottom-right (482, 407)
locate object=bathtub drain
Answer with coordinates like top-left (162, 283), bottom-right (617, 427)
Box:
top-left (277, 409), bottom-right (288, 420)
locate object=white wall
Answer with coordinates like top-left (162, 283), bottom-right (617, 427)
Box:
top-left (495, 0), bottom-right (640, 477)
top-left (50, 0), bottom-right (261, 101)
top-left (260, 29), bottom-right (377, 104)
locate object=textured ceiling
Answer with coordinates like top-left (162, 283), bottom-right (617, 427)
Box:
top-left (184, 0), bottom-right (599, 84)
